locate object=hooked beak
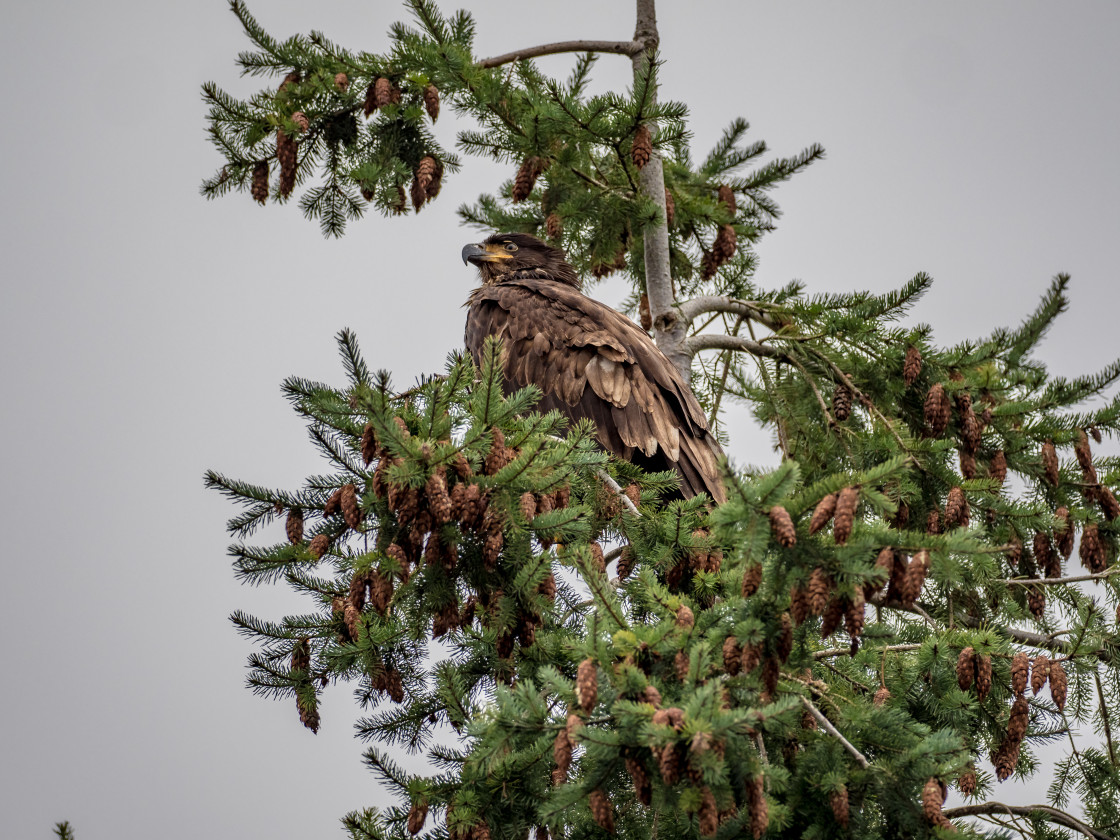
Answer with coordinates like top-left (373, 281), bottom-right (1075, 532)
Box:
top-left (462, 242), bottom-right (513, 265)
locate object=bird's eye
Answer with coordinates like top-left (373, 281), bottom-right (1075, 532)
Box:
top-left (504, 242), bottom-right (518, 252)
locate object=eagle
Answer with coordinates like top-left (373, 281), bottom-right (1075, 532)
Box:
top-left (462, 232), bottom-right (726, 504)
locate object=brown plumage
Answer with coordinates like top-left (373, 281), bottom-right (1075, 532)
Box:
top-left (463, 233), bottom-right (726, 503)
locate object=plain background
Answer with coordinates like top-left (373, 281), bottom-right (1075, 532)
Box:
top-left (2, 2), bottom-right (1118, 837)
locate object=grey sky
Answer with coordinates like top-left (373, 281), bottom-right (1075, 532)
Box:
top-left (2, 2), bottom-right (1118, 838)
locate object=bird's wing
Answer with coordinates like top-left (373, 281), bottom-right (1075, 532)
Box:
top-left (465, 274), bottom-right (725, 502)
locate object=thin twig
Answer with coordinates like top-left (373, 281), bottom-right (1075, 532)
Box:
top-left (799, 696), bottom-right (870, 769)
top-left (813, 643), bottom-right (923, 660)
top-left (683, 332), bottom-right (784, 358)
top-left (476, 39), bottom-right (641, 69)
top-left (942, 802), bottom-right (1112, 840)
top-left (996, 567), bottom-right (1119, 586)
top-left (1095, 669), bottom-right (1118, 767)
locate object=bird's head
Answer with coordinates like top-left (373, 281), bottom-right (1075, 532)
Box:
top-left (462, 232), bottom-right (581, 289)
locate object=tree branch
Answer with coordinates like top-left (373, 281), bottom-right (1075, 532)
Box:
top-left (996, 567), bottom-right (1119, 586)
top-left (799, 696), bottom-right (870, 769)
top-left (813, 643), bottom-right (922, 660)
top-left (596, 469), bottom-right (641, 517)
top-left (677, 295), bottom-right (784, 331)
top-left (475, 39), bottom-right (641, 69)
top-left (942, 802), bottom-right (1113, 840)
top-left (684, 333), bottom-right (784, 358)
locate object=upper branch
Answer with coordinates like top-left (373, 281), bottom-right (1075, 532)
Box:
top-left (677, 295), bottom-right (784, 331)
top-left (476, 40), bottom-right (641, 69)
top-left (942, 802), bottom-right (1112, 840)
top-left (684, 333), bottom-right (784, 359)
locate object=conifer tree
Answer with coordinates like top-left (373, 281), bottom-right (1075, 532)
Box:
top-left (203, 3), bottom-right (1120, 838)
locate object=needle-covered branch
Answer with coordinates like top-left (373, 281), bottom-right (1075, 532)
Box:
top-left (942, 803), bottom-right (1113, 840)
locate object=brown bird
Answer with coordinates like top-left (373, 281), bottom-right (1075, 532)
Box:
top-left (462, 232), bottom-right (726, 503)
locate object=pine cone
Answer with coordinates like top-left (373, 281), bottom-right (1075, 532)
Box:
top-left (789, 585), bottom-right (809, 626)
top-left (958, 766), bottom-right (978, 796)
top-left (664, 188), bottom-right (675, 226)
top-left (830, 786), bottom-right (850, 829)
top-left (1079, 522), bottom-right (1106, 573)
top-left (286, 507), bottom-right (304, 544)
top-left (484, 428), bottom-right (508, 475)
top-left (360, 424), bottom-right (377, 465)
top-left (698, 787), bottom-right (718, 837)
top-left (945, 486), bottom-right (968, 527)
top-left (473, 823), bottom-right (491, 840)
top-left (821, 597), bottom-right (844, 639)
top-left (374, 77), bottom-right (398, 109)
top-left (891, 499), bottom-right (910, 529)
top-left (903, 345), bottom-right (922, 386)
top-left (761, 655), bottom-right (780, 698)
top-left (643, 685), bottom-right (662, 707)
top-left (989, 450), bottom-right (1008, 487)
top-left (717, 183), bottom-right (737, 214)
top-left (1034, 531), bottom-right (1059, 578)
top-left (1049, 660), bottom-right (1068, 711)
top-left (873, 686), bottom-right (891, 706)
top-left (845, 590), bottom-right (866, 642)
top-left (1054, 507), bottom-right (1074, 558)
top-left (807, 568), bottom-right (832, 616)
top-left (994, 737), bottom-right (1019, 781)
top-left (297, 695), bottom-right (319, 733)
top-left (340, 483), bottom-right (361, 529)
top-left (776, 612), bottom-right (794, 662)
top-left (308, 533), bottom-right (329, 559)
top-left (331, 72), bottom-right (348, 92)
top-left (1031, 654), bottom-right (1050, 694)
top-left (658, 742), bottom-right (682, 785)
top-left (626, 756), bottom-right (652, 806)
top-left (925, 383), bottom-right (951, 436)
top-left (278, 71), bottom-right (300, 92)
top-left (1007, 536), bottom-right (1022, 568)
top-left (900, 549), bottom-right (929, 607)
top-left (957, 647), bottom-right (976, 691)
top-left (291, 637), bottom-right (311, 673)
top-left (552, 727), bottom-right (572, 784)
top-left (276, 129), bottom-right (297, 198)
top-left (251, 160), bottom-right (269, 204)
top-left (544, 212), bottom-right (563, 241)
top-left (867, 547), bottom-right (894, 596)
top-left (740, 642), bottom-right (762, 674)
top-left (809, 493), bottom-right (838, 535)
top-left (976, 653), bottom-right (993, 700)
top-left (769, 505), bottom-right (797, 547)
top-left (1041, 440), bottom-right (1060, 486)
top-left (617, 545), bottom-right (636, 580)
top-left (675, 604), bottom-right (695, 630)
top-left (747, 775), bottom-right (768, 839)
top-left (1099, 486), bottom-right (1120, 521)
top-left (512, 156), bottom-right (545, 202)
top-left (960, 450), bottom-right (976, 479)
top-left (832, 384), bottom-right (852, 422)
top-left (712, 223), bottom-right (737, 264)
top-left (922, 778), bottom-right (944, 824)
top-left (631, 124), bottom-right (652, 170)
top-left (576, 658), bottom-right (598, 713)
top-left (291, 111), bottom-right (310, 133)
top-left (406, 800), bottom-right (428, 835)
top-left (1008, 694), bottom-right (1029, 743)
top-left (960, 406), bottom-right (982, 454)
top-left (1026, 587), bottom-right (1043, 621)
top-left (741, 562), bottom-right (762, 597)
top-left (722, 636), bottom-right (742, 675)
top-left (426, 470), bottom-right (452, 524)
top-left (1011, 651), bottom-right (1029, 697)
top-left (423, 83), bottom-right (440, 121)
top-left (833, 486), bottom-right (860, 545)
top-left (887, 552), bottom-right (909, 602)
top-left (1075, 428), bottom-right (1093, 470)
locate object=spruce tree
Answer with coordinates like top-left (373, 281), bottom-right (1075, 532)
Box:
top-left (202, 2), bottom-right (1120, 838)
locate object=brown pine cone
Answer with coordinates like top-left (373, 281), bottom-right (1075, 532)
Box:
top-left (552, 727), bottom-right (572, 784)
top-left (712, 223), bottom-right (737, 264)
top-left (807, 567), bottom-right (832, 616)
top-left (821, 597), bottom-right (844, 639)
top-left (360, 424), bottom-right (377, 465)
top-left (643, 685), bottom-right (662, 708)
top-left (1011, 652), bottom-right (1029, 697)
top-left (291, 637), bottom-right (311, 673)
top-left (576, 658), bottom-right (598, 713)
top-left (1031, 654), bottom-right (1050, 694)
top-left (989, 450), bottom-right (1008, 487)
top-left (776, 612), bottom-right (794, 662)
top-left (722, 636), bottom-right (742, 675)
top-left (747, 775), bottom-right (768, 839)
top-left (830, 786), bottom-right (850, 829)
top-left (473, 823), bottom-right (492, 840)
top-left (960, 407), bottom-right (982, 455)
top-left (922, 777), bottom-right (944, 824)
top-left (900, 549), bottom-right (930, 607)
top-left (903, 345), bottom-right (922, 386)
top-left (769, 505), bottom-right (797, 547)
top-left (588, 541), bottom-right (606, 575)
top-left (617, 545), bottom-right (636, 581)
top-left (891, 499), bottom-right (910, 529)
top-left (741, 562), bottom-right (762, 597)
top-left (545, 212), bottom-right (563, 241)
top-left (833, 486), bottom-right (860, 545)
top-left (308, 533), bottom-right (329, 559)
top-left (276, 129), bottom-right (297, 198)
top-left (519, 491), bottom-right (537, 522)
top-left (873, 686), bottom-right (891, 706)
top-left (832, 384), bottom-right (852, 422)
top-left (1075, 429), bottom-right (1093, 470)
top-left (362, 81), bottom-right (378, 116)
top-left (958, 766), bottom-right (978, 796)
top-left (426, 470), bottom-right (452, 525)
top-left (1008, 694), bottom-right (1029, 743)
top-left (658, 743), bottom-right (682, 786)
top-left (675, 604), bottom-right (695, 630)
top-left (957, 647), bottom-right (976, 691)
top-left (291, 111), bottom-right (309, 133)
top-left (1079, 522), bottom-right (1106, 573)
top-left (994, 737), bottom-right (1019, 781)
top-left (1041, 440), bottom-right (1060, 486)
top-left (845, 590), bottom-right (866, 641)
top-left (664, 188), bottom-right (675, 226)
top-left (1049, 660), bottom-right (1068, 711)
top-left (423, 83), bottom-right (440, 121)
top-left (340, 483), bottom-right (361, 529)
top-left (809, 493), bottom-right (838, 535)
top-left (925, 383), bottom-right (951, 436)
top-left (789, 585), bottom-right (809, 626)
top-left (1007, 536), bottom-right (1022, 568)
top-left (374, 77), bottom-right (398, 109)
top-left (976, 653), bottom-right (993, 700)
top-left (960, 450), bottom-right (976, 479)
top-left (251, 160), bottom-right (269, 204)
top-left (512, 156), bottom-right (545, 202)
top-left (1054, 507), bottom-right (1074, 559)
top-left (1099, 486), bottom-right (1120, 521)
top-left (631, 124), bottom-right (652, 170)
top-left (297, 695), bottom-right (320, 733)
top-left (484, 427), bottom-right (508, 475)
top-left (887, 552), bottom-right (909, 602)
top-left (410, 173), bottom-right (428, 212)
top-left (698, 787), bottom-right (718, 837)
top-left (285, 507), bottom-right (304, 544)
top-left (626, 756), bottom-right (652, 806)
top-left (945, 486), bottom-right (968, 527)
top-left (333, 72), bottom-right (349, 92)
top-left (369, 571), bottom-right (393, 615)
top-left (926, 509), bottom-right (941, 535)
top-left (761, 655), bottom-right (780, 697)
top-left (740, 642), bottom-right (762, 674)
top-left (868, 547), bottom-right (894, 596)
top-left (717, 183), bottom-right (737, 214)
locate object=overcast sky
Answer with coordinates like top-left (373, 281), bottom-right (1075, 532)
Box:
top-left (2, 2), bottom-right (1118, 838)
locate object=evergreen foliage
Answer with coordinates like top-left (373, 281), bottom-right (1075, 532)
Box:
top-left (203, 3), bottom-right (1120, 839)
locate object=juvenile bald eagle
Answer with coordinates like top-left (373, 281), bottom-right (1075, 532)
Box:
top-left (462, 232), bottom-right (726, 504)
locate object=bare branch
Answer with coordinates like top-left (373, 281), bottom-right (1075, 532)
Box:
top-left (684, 333), bottom-right (784, 358)
top-left (596, 469), bottom-right (641, 517)
top-left (942, 802), bottom-right (1113, 840)
top-left (799, 696), bottom-right (870, 769)
top-left (677, 295), bottom-right (784, 331)
top-left (996, 568), bottom-right (1119, 586)
top-left (813, 643), bottom-right (922, 660)
top-left (475, 40), bottom-right (641, 69)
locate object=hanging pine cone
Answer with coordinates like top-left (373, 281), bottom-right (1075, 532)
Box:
top-left (1049, 660), bottom-right (1068, 711)
top-left (375, 77), bottom-right (398, 109)
top-left (331, 72), bottom-right (349, 92)
top-left (901, 550), bottom-right (930, 607)
top-left (960, 450), bottom-right (976, 479)
top-left (1075, 428), bottom-right (1093, 469)
top-left (1079, 522), bottom-right (1106, 573)
top-left (976, 653), bottom-right (993, 700)
top-left (308, 533), bottom-right (329, 559)
top-left (285, 507), bottom-right (304, 544)
top-left (994, 737), bottom-right (1019, 781)
top-left (845, 590), bottom-right (866, 643)
top-left (545, 212), bottom-right (563, 241)
top-left (960, 407), bottom-right (982, 454)
top-left (297, 695), bottom-right (320, 733)
top-left (1008, 694), bottom-right (1029, 744)
top-left (740, 642), bottom-right (762, 674)
top-left (807, 568), bottom-right (832, 616)
top-left (360, 424), bottom-right (377, 465)
top-left (626, 756), bottom-right (652, 806)
top-left (832, 384), bottom-right (852, 422)
top-left (617, 545), bottom-right (636, 580)
top-left (1007, 536), bottom-right (1022, 568)
top-left (789, 585), bottom-right (809, 626)
top-left (924, 383), bottom-right (951, 436)
top-left (1054, 507), bottom-right (1074, 558)
top-left (1041, 440), bottom-right (1060, 486)
top-left (576, 658), bottom-right (598, 713)
top-left (717, 183), bottom-right (737, 215)
top-left (768, 505), bottom-right (797, 547)
top-left (866, 547), bottom-right (894, 596)
top-left (512, 156), bottom-right (545, 202)
top-left (1027, 585), bottom-right (1046, 619)
top-left (423, 83), bottom-right (440, 121)
top-left (833, 486), bottom-right (860, 545)
top-left (340, 484), bottom-right (361, 529)
top-left (903, 345), bottom-right (922, 386)
top-left (888, 552), bottom-right (909, 602)
top-left (829, 786), bottom-right (850, 829)
top-left (1034, 532), bottom-right (1059, 578)
top-left (821, 597), bottom-right (845, 639)
top-left (589, 790), bottom-right (615, 833)
top-left (291, 111), bottom-right (309, 133)
top-left (957, 647), bottom-right (976, 691)
top-left (722, 636), bottom-right (742, 675)
top-left (775, 612), bottom-right (793, 661)
top-left (809, 492), bottom-right (838, 535)
top-left (945, 486), bottom-right (968, 527)
top-left (922, 778), bottom-right (945, 825)
top-left (712, 223), bottom-right (737, 264)
top-left (741, 562), bottom-right (762, 597)
top-left (631, 124), bottom-right (652, 170)
top-left (927, 509), bottom-right (942, 535)
top-left (675, 604), bottom-right (695, 630)
top-left (427, 470), bottom-right (453, 524)
top-left (279, 70), bottom-right (300, 92)
top-left (1011, 652), bottom-right (1029, 697)
top-left (1099, 486), bottom-right (1120, 521)
top-left (958, 766), bottom-right (978, 796)
top-left (251, 160), bottom-right (269, 204)
top-left (291, 637), bottom-right (311, 673)
top-left (698, 787), bottom-right (719, 837)
top-left (664, 187), bottom-right (675, 226)
top-left (1031, 654), bottom-right (1050, 694)
top-left (873, 686), bottom-right (891, 706)
top-left (990, 450), bottom-right (1008, 487)
top-left (552, 727), bottom-right (572, 784)
top-left (747, 776), bottom-right (768, 839)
